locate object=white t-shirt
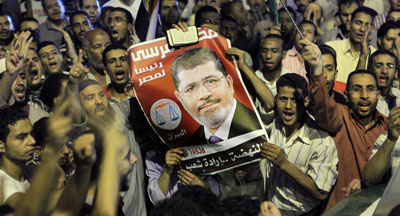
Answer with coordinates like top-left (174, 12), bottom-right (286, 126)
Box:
top-left (0, 169), bottom-right (30, 204)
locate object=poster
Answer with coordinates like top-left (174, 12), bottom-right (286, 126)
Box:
top-left (129, 27), bottom-right (268, 175)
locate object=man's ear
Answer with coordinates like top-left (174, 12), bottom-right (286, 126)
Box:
top-left (282, 50), bottom-right (287, 59)
top-left (377, 37), bottom-right (382, 47)
top-left (303, 96), bottom-right (310, 107)
top-left (103, 68), bottom-right (108, 76)
top-left (226, 74), bottom-right (234, 87)
top-left (83, 48), bottom-right (88, 60)
top-left (0, 140), bottom-right (5, 153)
top-left (174, 90), bottom-right (182, 103)
top-left (128, 23), bottom-right (134, 35)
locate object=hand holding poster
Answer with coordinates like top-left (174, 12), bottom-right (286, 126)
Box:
top-left (129, 27), bottom-right (268, 175)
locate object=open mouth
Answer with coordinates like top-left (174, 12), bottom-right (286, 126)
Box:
top-left (112, 31), bottom-right (119, 39)
top-left (378, 75), bottom-right (389, 84)
top-left (115, 71), bottom-right (125, 80)
top-left (282, 111), bottom-right (294, 121)
top-left (49, 61), bottom-right (58, 69)
top-left (358, 102), bottom-right (371, 112)
top-left (30, 69), bottom-right (39, 80)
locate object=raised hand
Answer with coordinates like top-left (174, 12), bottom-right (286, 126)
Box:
top-left (124, 79), bottom-right (136, 98)
top-left (172, 21), bottom-right (189, 32)
top-left (6, 31), bottom-right (32, 76)
top-left (225, 47), bottom-right (247, 70)
top-left (299, 39), bottom-right (323, 75)
top-left (54, 26), bottom-right (78, 64)
top-left (177, 169), bottom-right (210, 188)
top-left (46, 96), bottom-right (74, 153)
top-left (69, 49), bottom-right (89, 84)
top-left (388, 106), bottom-right (400, 141)
top-left (269, 24), bottom-right (282, 36)
top-left (360, 25), bottom-right (372, 57)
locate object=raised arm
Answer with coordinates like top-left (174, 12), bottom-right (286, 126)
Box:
top-left (300, 39), bottom-right (343, 133)
top-left (362, 106), bottom-right (400, 186)
top-left (356, 26), bottom-right (372, 71)
top-left (225, 47), bottom-right (275, 113)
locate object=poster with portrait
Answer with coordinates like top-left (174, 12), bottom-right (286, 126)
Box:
top-left (129, 27), bottom-right (268, 175)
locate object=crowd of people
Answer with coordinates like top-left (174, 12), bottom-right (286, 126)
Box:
top-left (0, 0), bottom-right (400, 215)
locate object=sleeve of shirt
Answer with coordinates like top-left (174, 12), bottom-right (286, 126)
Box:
top-left (145, 157), bottom-right (172, 205)
top-left (306, 135), bottom-right (338, 192)
top-left (310, 73), bottom-right (343, 134)
top-left (203, 175), bottom-right (220, 197)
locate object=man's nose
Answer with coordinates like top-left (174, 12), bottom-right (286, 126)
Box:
top-left (198, 83), bottom-right (212, 99)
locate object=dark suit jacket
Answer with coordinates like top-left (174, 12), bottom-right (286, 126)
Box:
top-left (186, 100), bottom-right (262, 145)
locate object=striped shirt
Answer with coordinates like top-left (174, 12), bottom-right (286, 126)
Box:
top-left (282, 47), bottom-right (308, 81)
top-left (260, 118), bottom-right (338, 216)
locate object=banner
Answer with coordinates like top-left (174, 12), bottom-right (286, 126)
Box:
top-left (129, 27), bottom-right (268, 174)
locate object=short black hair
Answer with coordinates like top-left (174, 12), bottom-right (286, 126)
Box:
top-left (346, 70), bottom-right (378, 91)
top-left (171, 47), bottom-right (226, 88)
top-left (351, 6), bottom-right (377, 23)
top-left (276, 73), bottom-right (309, 98)
top-left (100, 6), bottom-right (114, 23)
top-left (37, 41), bottom-right (59, 53)
top-left (0, 11), bottom-right (12, 19)
top-left (0, 108), bottom-right (29, 142)
top-left (111, 7), bottom-right (134, 24)
top-left (195, 6), bottom-right (220, 28)
top-left (221, 16), bottom-right (237, 26)
top-left (39, 73), bottom-right (68, 110)
top-left (221, 196), bottom-right (261, 216)
top-left (319, 44), bottom-right (337, 69)
top-left (368, 49), bottom-right (397, 71)
top-left (79, 0), bottom-right (99, 8)
top-left (70, 10), bottom-right (90, 25)
top-left (278, 6), bottom-right (296, 19)
top-left (260, 33), bottom-right (283, 48)
top-left (377, 20), bottom-right (399, 40)
top-left (387, 9), bottom-right (400, 20)
top-left (42, 0), bottom-right (64, 11)
top-left (102, 43), bottom-right (127, 66)
top-left (338, 0), bottom-right (360, 10)
top-left (299, 20), bottom-right (318, 37)
top-left (20, 17), bottom-right (39, 31)
top-left (32, 117), bottom-right (49, 148)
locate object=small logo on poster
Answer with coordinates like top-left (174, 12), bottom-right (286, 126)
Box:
top-left (150, 99), bottom-right (182, 130)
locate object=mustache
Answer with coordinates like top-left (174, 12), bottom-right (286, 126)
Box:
top-left (197, 97), bottom-right (221, 111)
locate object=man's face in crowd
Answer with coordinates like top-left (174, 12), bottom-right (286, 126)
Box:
top-left (371, 54), bottom-right (396, 89)
top-left (230, 1), bottom-right (248, 27)
top-left (380, 28), bottom-right (400, 52)
top-left (174, 60), bottom-right (235, 130)
top-left (276, 86), bottom-right (308, 128)
top-left (44, 0), bottom-right (65, 22)
top-left (220, 19), bottom-right (237, 44)
top-left (205, 0), bottom-right (222, 10)
top-left (20, 21), bottom-right (39, 32)
top-left (105, 49), bottom-right (129, 86)
top-left (295, 22), bottom-right (316, 50)
top-left (260, 38), bottom-right (284, 72)
top-left (1, 119), bottom-right (36, 162)
top-left (391, 0), bottom-right (400, 10)
top-left (347, 73), bottom-right (379, 120)
top-left (160, 0), bottom-right (180, 26)
top-left (57, 144), bottom-right (71, 166)
top-left (349, 12), bottom-right (372, 44)
top-left (11, 72), bottom-right (27, 103)
top-left (246, 0), bottom-right (264, 10)
top-left (82, 0), bottom-right (100, 24)
top-left (294, 0), bottom-right (310, 13)
top-left (279, 11), bottom-right (295, 39)
top-left (79, 84), bottom-right (109, 117)
top-left (107, 11), bottom-right (132, 43)
top-left (0, 15), bottom-right (14, 40)
top-left (38, 44), bottom-right (62, 75)
top-left (198, 11), bottom-right (220, 33)
top-left (84, 30), bottom-right (111, 71)
top-left (24, 49), bottom-right (44, 88)
top-left (339, 2), bottom-right (358, 32)
top-left (71, 14), bottom-right (92, 42)
top-left (388, 11), bottom-right (400, 22)
top-left (322, 54), bottom-right (337, 92)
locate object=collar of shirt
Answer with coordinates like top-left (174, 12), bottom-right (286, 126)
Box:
top-left (204, 99), bottom-right (237, 141)
top-left (274, 116), bottom-right (314, 148)
top-left (342, 38), bottom-right (353, 56)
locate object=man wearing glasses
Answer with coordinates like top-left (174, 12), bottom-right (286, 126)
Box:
top-left (105, 7), bottom-right (140, 49)
top-left (370, 50), bottom-right (400, 117)
top-left (172, 47), bottom-right (261, 145)
top-left (303, 39), bottom-right (388, 210)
